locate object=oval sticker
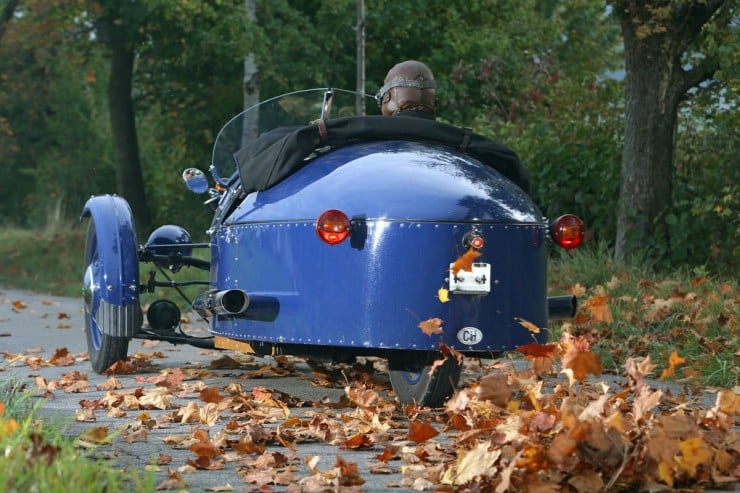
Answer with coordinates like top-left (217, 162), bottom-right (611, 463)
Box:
top-left (457, 327), bottom-right (483, 345)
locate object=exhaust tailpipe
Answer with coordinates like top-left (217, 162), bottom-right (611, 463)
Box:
top-left (193, 289), bottom-right (250, 317)
top-left (548, 295), bottom-right (577, 320)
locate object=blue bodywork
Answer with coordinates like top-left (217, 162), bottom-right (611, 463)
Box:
top-left (209, 141), bottom-right (547, 352)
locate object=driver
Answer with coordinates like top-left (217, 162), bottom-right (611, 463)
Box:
top-left (376, 60), bottom-right (436, 119)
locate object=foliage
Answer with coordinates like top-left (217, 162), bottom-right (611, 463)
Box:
top-left (0, 0), bottom-right (737, 271)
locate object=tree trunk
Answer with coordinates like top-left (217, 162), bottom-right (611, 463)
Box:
top-left (614, 30), bottom-right (679, 261)
top-left (0, 0), bottom-right (19, 44)
top-left (612, 0), bottom-right (726, 263)
top-left (107, 39), bottom-right (151, 233)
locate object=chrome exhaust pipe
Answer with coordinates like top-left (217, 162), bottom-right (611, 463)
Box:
top-left (548, 295), bottom-right (577, 320)
top-left (193, 289), bottom-right (250, 317)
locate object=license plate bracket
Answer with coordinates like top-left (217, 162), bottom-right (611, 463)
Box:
top-left (449, 262), bottom-right (491, 295)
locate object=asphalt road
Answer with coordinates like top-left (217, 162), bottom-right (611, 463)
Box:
top-left (0, 287), bottom-right (734, 492)
top-left (0, 287), bottom-right (406, 491)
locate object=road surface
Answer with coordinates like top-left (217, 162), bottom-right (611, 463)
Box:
top-left (0, 287), bottom-right (734, 492)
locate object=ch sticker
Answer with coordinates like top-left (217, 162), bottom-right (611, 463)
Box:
top-left (457, 327), bottom-right (483, 345)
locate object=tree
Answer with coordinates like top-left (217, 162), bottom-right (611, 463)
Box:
top-left (93, 0), bottom-right (151, 232)
top-left (609, 0), bottom-right (734, 261)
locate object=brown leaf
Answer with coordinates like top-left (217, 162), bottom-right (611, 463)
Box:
top-left (677, 436), bottom-right (712, 478)
top-left (451, 247), bottom-right (482, 275)
top-left (408, 419), bottom-right (439, 443)
top-left (376, 445), bottom-right (399, 462)
top-left (80, 426), bottom-right (110, 444)
top-left (199, 385), bottom-right (223, 403)
top-left (418, 317), bottom-right (443, 336)
top-left (336, 456), bottom-right (366, 487)
top-left (208, 355), bottom-right (243, 369)
top-left (342, 433), bottom-right (374, 450)
top-left (515, 317), bottom-right (541, 334)
top-left (11, 300), bottom-right (27, 310)
top-left (584, 295), bottom-right (613, 323)
top-left (345, 384), bottom-right (379, 408)
top-left (155, 469), bottom-right (187, 491)
top-left (515, 342), bottom-right (559, 358)
top-left (104, 358), bottom-right (138, 375)
top-left (659, 351), bottom-right (686, 380)
top-left (475, 374), bottom-right (512, 408)
top-left (515, 342), bottom-right (560, 375)
top-left (562, 347), bottom-right (602, 381)
top-left (49, 348), bottom-right (75, 366)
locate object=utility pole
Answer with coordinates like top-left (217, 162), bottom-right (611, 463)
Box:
top-left (242, 0), bottom-right (259, 145)
top-left (355, 0), bottom-right (365, 115)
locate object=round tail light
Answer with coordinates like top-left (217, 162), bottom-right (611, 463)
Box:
top-left (315, 209), bottom-right (351, 245)
top-left (551, 214), bottom-right (585, 249)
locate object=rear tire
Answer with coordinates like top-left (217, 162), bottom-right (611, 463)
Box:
top-left (83, 217), bottom-right (131, 373)
top-left (387, 351), bottom-right (461, 407)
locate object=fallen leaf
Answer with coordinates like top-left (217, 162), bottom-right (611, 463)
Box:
top-left (677, 436), bottom-right (712, 478)
top-left (408, 419), bottom-right (439, 443)
top-left (437, 287), bottom-right (450, 303)
top-left (475, 374), bottom-right (512, 408)
top-left (659, 351), bottom-right (686, 380)
top-left (336, 456), bottom-right (366, 487)
top-left (443, 441), bottom-right (500, 485)
top-left (451, 247), bottom-right (482, 275)
top-left (584, 295), bottom-right (613, 323)
top-left (199, 386), bottom-right (223, 403)
top-left (49, 348), bottom-right (75, 366)
top-left (562, 346), bottom-right (602, 381)
top-left (515, 317), bottom-right (541, 334)
top-left (418, 317), bottom-right (443, 336)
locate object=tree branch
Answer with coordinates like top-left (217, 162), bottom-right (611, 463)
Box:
top-left (671, 0), bottom-right (726, 48)
top-left (676, 56), bottom-right (721, 101)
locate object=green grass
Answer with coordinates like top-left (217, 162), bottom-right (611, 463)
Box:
top-left (1, 227), bottom-right (737, 388)
top-left (0, 377), bottom-right (155, 493)
top-left (0, 226), bottom-right (85, 297)
top-left (548, 243), bottom-right (738, 388)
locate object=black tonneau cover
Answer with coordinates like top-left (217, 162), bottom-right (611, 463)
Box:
top-left (234, 115), bottom-right (530, 195)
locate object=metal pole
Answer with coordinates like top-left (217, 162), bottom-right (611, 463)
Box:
top-left (355, 0), bottom-right (366, 115)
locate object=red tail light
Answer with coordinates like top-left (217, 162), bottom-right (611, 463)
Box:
top-left (551, 214), bottom-right (585, 249)
top-left (315, 209), bottom-right (351, 245)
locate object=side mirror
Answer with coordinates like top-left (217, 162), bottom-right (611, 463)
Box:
top-left (182, 168), bottom-right (209, 194)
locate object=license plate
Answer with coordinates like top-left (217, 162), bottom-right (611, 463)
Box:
top-left (449, 262), bottom-right (491, 295)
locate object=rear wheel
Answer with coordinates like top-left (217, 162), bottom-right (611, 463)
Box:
top-left (83, 217), bottom-right (131, 373)
top-left (387, 351), bottom-right (461, 407)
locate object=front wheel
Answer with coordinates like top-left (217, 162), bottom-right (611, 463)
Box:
top-left (387, 351), bottom-right (462, 407)
top-left (83, 217), bottom-right (131, 373)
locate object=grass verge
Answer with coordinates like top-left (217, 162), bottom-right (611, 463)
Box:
top-left (548, 242), bottom-right (738, 388)
top-left (0, 377), bottom-right (155, 493)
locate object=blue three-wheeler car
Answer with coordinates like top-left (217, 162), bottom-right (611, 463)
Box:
top-left (81, 88), bottom-right (584, 406)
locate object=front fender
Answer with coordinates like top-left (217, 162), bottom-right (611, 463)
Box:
top-left (80, 195), bottom-right (140, 309)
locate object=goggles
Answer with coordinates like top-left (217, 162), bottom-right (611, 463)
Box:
top-left (375, 78), bottom-right (437, 106)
